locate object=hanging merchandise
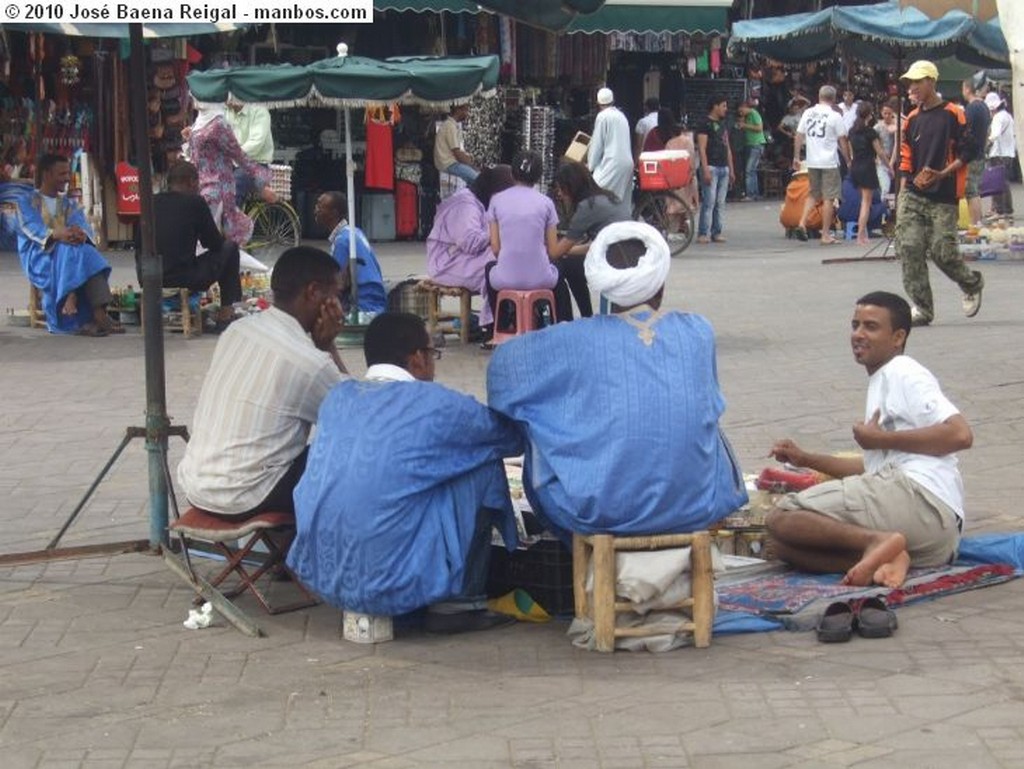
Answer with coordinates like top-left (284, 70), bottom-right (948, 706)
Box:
top-left (59, 55), bottom-right (81, 87)
top-left (710, 36), bottom-right (721, 75)
top-left (464, 92), bottom-right (505, 169)
top-left (364, 104), bottom-right (397, 191)
top-left (643, 69), bottom-right (661, 103)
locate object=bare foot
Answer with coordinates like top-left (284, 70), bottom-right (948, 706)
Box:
top-left (873, 550), bottom-right (911, 588)
top-left (62, 293), bottom-right (77, 316)
top-left (841, 532), bottom-right (907, 586)
top-left (857, 237), bottom-right (870, 246)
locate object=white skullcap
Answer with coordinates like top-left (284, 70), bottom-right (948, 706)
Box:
top-left (597, 87), bottom-right (614, 106)
top-left (585, 221), bottom-right (671, 308)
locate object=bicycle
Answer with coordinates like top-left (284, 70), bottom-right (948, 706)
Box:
top-left (244, 196), bottom-right (301, 260)
top-left (632, 187), bottom-right (695, 257)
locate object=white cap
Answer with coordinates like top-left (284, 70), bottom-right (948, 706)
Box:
top-left (597, 87), bottom-right (614, 106)
top-left (985, 92), bottom-right (1003, 110)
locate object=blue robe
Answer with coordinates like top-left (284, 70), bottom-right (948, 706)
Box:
top-left (15, 189), bottom-right (111, 334)
top-left (330, 225), bottom-right (387, 314)
top-left (287, 379), bottom-right (524, 616)
top-left (487, 310), bottom-right (748, 539)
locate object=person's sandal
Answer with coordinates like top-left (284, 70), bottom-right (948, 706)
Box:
top-left (76, 323), bottom-right (108, 337)
top-left (816, 601), bottom-right (855, 643)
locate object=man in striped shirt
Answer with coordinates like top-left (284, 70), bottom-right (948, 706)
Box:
top-left (178, 246), bottom-right (348, 517)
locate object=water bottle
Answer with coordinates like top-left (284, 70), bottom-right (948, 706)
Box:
top-left (122, 285), bottom-right (136, 311)
top-left (539, 302), bottom-right (552, 327)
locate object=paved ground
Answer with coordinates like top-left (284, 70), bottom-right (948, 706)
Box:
top-left (1, 194), bottom-right (1023, 768)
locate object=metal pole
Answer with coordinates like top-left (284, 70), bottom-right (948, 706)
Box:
top-left (344, 104), bottom-right (359, 312)
top-left (128, 24), bottom-right (170, 550)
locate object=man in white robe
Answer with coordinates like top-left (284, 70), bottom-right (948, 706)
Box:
top-left (587, 88), bottom-right (634, 205)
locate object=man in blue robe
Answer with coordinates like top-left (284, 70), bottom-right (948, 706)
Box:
top-left (16, 153), bottom-right (119, 336)
top-left (487, 221), bottom-right (748, 540)
top-left (288, 312), bottom-right (523, 632)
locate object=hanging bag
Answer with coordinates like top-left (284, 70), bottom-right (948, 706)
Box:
top-left (979, 164), bottom-right (1007, 198)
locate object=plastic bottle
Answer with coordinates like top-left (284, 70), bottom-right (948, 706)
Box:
top-left (539, 303), bottom-right (552, 327)
top-left (123, 285), bottom-right (137, 311)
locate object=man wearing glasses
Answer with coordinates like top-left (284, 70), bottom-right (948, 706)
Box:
top-left (289, 312), bottom-right (524, 634)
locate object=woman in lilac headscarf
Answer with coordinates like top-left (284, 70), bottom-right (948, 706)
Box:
top-left (426, 164), bottom-right (514, 327)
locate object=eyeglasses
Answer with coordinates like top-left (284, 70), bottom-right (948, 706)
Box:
top-left (420, 347), bottom-right (443, 361)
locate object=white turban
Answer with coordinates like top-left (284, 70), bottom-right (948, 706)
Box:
top-left (584, 221), bottom-right (671, 308)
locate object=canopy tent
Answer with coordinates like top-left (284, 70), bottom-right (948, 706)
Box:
top-left (3, 22), bottom-right (243, 38)
top-left (473, 0), bottom-right (605, 31)
top-left (565, 0), bottom-right (731, 35)
top-left (186, 53), bottom-right (501, 108)
top-left (729, 1), bottom-right (1009, 67)
top-left (187, 47), bottom-right (500, 313)
top-left (901, 0), bottom-right (999, 22)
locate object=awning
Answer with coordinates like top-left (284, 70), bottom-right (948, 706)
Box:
top-left (566, 3), bottom-right (729, 35)
top-left (373, 0), bottom-right (479, 12)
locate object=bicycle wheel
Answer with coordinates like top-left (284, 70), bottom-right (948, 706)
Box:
top-left (633, 190), bottom-right (694, 257)
top-left (248, 201), bottom-right (301, 261)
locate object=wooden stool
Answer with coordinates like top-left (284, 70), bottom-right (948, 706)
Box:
top-left (416, 279), bottom-right (471, 344)
top-left (141, 288), bottom-right (202, 335)
top-left (572, 532), bottom-right (714, 653)
top-left (491, 288), bottom-right (556, 346)
top-left (170, 507), bottom-right (318, 615)
top-left (28, 284), bottom-right (47, 329)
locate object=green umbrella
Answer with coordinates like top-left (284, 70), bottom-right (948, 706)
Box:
top-left (187, 51), bottom-right (500, 108)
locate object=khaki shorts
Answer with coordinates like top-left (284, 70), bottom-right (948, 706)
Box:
top-left (965, 158), bottom-right (985, 198)
top-left (808, 167), bottom-right (841, 201)
top-left (776, 467), bottom-right (960, 567)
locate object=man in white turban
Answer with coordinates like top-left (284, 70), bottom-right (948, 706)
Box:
top-left (487, 222), bottom-right (747, 539)
top-left (587, 87), bottom-right (634, 205)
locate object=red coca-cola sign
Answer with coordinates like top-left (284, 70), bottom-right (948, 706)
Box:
top-left (115, 161), bottom-right (140, 217)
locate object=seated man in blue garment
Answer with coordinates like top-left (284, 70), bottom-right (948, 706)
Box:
top-left (16, 153), bottom-right (120, 336)
top-left (288, 312), bottom-right (523, 633)
top-left (314, 191), bottom-right (387, 315)
top-left (487, 221), bottom-right (748, 540)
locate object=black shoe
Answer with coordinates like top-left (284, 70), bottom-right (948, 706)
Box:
top-left (424, 609), bottom-right (515, 634)
top-left (794, 227), bottom-right (809, 242)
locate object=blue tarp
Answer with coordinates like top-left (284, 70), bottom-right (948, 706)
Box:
top-left (730, 1), bottom-right (1008, 67)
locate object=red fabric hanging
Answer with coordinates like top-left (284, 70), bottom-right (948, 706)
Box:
top-left (364, 119), bottom-right (394, 191)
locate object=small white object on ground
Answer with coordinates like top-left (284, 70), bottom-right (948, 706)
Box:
top-left (183, 601), bottom-right (214, 630)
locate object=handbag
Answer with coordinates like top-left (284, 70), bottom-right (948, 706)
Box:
top-left (979, 164), bottom-right (1007, 198)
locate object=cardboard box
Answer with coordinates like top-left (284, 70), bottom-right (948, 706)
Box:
top-left (564, 132), bottom-right (591, 163)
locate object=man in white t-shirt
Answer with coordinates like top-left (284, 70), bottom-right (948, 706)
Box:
top-left (766, 291), bottom-right (972, 589)
top-left (633, 97), bottom-right (660, 159)
top-left (793, 85), bottom-right (852, 244)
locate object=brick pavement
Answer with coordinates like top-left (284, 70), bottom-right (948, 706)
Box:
top-left (1, 196), bottom-right (1023, 768)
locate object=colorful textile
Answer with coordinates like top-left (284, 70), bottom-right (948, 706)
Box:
top-left (15, 188), bottom-right (110, 334)
top-left (288, 379), bottom-right (523, 616)
top-left (487, 311), bottom-right (747, 539)
top-left (189, 115), bottom-right (270, 246)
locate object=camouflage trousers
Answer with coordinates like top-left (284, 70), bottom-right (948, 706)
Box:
top-left (896, 191), bottom-right (984, 321)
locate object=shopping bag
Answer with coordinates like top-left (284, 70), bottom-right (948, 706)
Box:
top-left (979, 164), bottom-right (1007, 198)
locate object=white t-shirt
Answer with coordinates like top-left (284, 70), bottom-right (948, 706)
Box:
top-left (988, 109), bottom-right (1016, 159)
top-left (796, 103), bottom-right (848, 169)
top-left (635, 110), bottom-right (658, 139)
top-left (863, 355), bottom-right (964, 519)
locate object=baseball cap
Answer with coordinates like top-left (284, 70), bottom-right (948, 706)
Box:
top-left (597, 87), bottom-right (614, 106)
top-left (985, 92), bottom-right (1003, 109)
top-left (900, 60), bottom-right (939, 82)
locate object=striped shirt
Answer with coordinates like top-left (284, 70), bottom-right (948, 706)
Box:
top-left (178, 307), bottom-right (345, 514)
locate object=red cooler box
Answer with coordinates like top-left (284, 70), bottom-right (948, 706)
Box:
top-left (638, 150), bottom-right (691, 191)
top-left (395, 180), bottom-right (418, 239)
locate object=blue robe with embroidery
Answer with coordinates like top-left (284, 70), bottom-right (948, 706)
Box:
top-left (287, 379), bottom-right (523, 616)
top-left (487, 310), bottom-right (748, 539)
top-left (15, 189), bottom-right (111, 334)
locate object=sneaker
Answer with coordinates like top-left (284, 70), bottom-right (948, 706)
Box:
top-left (794, 227), bottom-right (809, 242)
top-left (910, 306), bottom-right (932, 327)
top-left (696, 235), bottom-right (710, 244)
top-left (962, 287), bottom-right (982, 318)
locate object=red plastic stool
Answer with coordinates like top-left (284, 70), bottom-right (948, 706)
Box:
top-left (491, 288), bottom-right (557, 346)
